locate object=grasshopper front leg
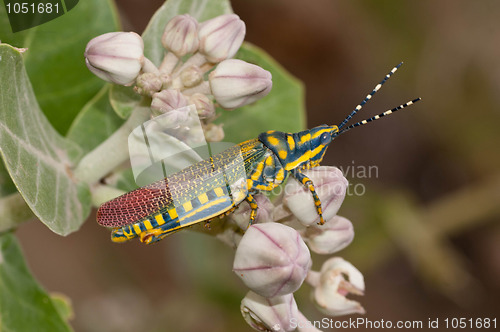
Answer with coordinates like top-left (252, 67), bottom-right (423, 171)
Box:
top-left (291, 170), bottom-right (325, 225)
top-left (245, 193), bottom-right (259, 225)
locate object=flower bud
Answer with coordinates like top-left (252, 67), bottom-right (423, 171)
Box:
top-left (229, 194), bottom-right (274, 230)
top-left (180, 65), bottom-right (203, 88)
top-left (188, 93), bottom-right (215, 119)
top-left (85, 32), bottom-right (144, 85)
top-left (151, 90), bottom-right (188, 116)
top-left (162, 14), bottom-right (199, 57)
top-left (233, 223), bottom-right (311, 298)
top-left (311, 257), bottom-right (365, 316)
top-left (198, 14), bottom-right (246, 63)
top-left (135, 73), bottom-right (163, 96)
top-left (303, 215), bottom-right (354, 254)
top-left (241, 291), bottom-right (298, 332)
top-left (203, 123), bottom-right (225, 142)
top-left (159, 72), bottom-right (172, 89)
top-left (284, 166), bottom-right (347, 226)
top-left (209, 59), bottom-right (272, 109)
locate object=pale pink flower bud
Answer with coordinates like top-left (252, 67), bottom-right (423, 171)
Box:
top-left (151, 90), bottom-right (188, 116)
top-left (162, 14), bottom-right (199, 57)
top-left (84, 32), bottom-right (144, 85)
top-left (188, 93), bottom-right (215, 119)
top-left (303, 215), bottom-right (354, 254)
top-left (203, 123), bottom-right (225, 142)
top-left (233, 223), bottom-right (311, 298)
top-left (159, 73), bottom-right (172, 88)
top-left (180, 65), bottom-right (203, 88)
top-left (310, 257), bottom-right (365, 316)
top-left (284, 166), bottom-right (348, 226)
top-left (209, 59), bottom-right (272, 109)
top-left (135, 72), bottom-right (163, 96)
top-left (229, 194), bottom-right (274, 230)
top-left (159, 107), bottom-right (192, 127)
top-left (241, 291), bottom-right (299, 332)
top-left (198, 14), bottom-right (245, 63)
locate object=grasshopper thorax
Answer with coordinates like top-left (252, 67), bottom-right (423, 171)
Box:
top-left (258, 125), bottom-right (339, 171)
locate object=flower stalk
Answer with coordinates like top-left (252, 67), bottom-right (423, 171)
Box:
top-left (73, 105), bottom-right (150, 185)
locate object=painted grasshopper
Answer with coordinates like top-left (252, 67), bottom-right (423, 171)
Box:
top-left (97, 63), bottom-right (420, 244)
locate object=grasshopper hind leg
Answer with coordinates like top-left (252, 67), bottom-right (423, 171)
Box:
top-left (245, 193), bottom-right (259, 226)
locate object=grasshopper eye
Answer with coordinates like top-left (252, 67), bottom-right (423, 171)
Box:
top-left (320, 132), bottom-right (331, 145)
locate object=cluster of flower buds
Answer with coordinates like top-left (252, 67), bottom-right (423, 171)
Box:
top-left (226, 166), bottom-right (365, 331)
top-left (84, 14), bottom-right (272, 142)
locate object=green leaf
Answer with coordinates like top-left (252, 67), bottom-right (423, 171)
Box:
top-left (0, 45), bottom-right (91, 236)
top-left (0, 194), bottom-right (34, 233)
top-left (50, 293), bottom-right (74, 322)
top-left (67, 85), bottom-right (125, 154)
top-left (0, 233), bottom-right (72, 332)
top-left (0, 154), bottom-right (33, 233)
top-left (0, 0), bottom-right (119, 134)
top-left (0, 157), bottom-right (16, 197)
top-left (216, 42), bottom-right (306, 143)
top-left (142, 0), bottom-right (233, 66)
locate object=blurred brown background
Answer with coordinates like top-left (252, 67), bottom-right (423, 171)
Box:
top-left (17, 0), bottom-right (500, 331)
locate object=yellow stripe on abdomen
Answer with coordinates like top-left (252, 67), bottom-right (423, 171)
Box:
top-left (214, 187), bottom-right (225, 197)
top-left (154, 214), bottom-right (165, 226)
top-left (198, 193), bottom-right (209, 204)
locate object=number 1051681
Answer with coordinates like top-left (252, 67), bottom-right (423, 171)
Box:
top-left (6, 2), bottom-right (60, 14)
top-left (444, 318), bottom-right (496, 329)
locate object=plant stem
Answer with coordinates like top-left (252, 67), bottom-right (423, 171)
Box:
top-left (73, 106), bottom-right (150, 185)
top-left (159, 52), bottom-right (179, 74)
top-left (182, 81), bottom-right (211, 95)
top-left (142, 57), bottom-right (160, 75)
top-left (172, 52), bottom-right (207, 76)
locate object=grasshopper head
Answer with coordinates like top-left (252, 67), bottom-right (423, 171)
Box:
top-left (298, 125), bottom-right (339, 167)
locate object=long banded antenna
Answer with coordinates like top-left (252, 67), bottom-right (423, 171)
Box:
top-left (337, 62), bottom-right (403, 130)
top-left (334, 98), bottom-right (421, 137)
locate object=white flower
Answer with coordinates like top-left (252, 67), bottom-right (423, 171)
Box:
top-left (198, 14), bottom-right (245, 63)
top-left (233, 223), bottom-right (311, 298)
top-left (241, 291), bottom-right (299, 332)
top-left (209, 59), bottom-right (272, 109)
top-left (303, 215), bottom-right (354, 254)
top-left (162, 14), bottom-right (199, 57)
top-left (309, 257), bottom-right (365, 316)
top-left (84, 32), bottom-right (144, 85)
top-left (284, 166), bottom-right (347, 226)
